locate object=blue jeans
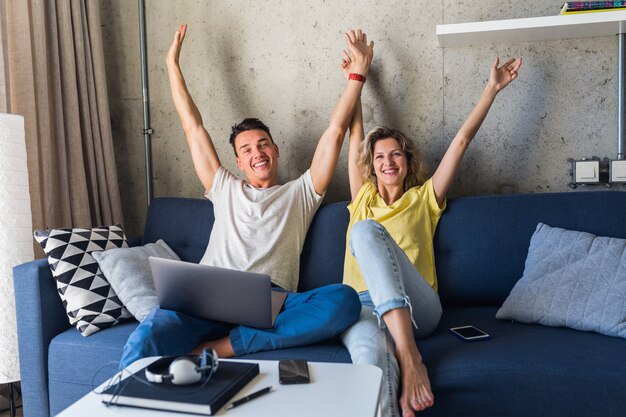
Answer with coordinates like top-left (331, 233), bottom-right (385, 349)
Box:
top-left (121, 284), bottom-right (360, 369)
top-left (340, 220), bottom-right (442, 417)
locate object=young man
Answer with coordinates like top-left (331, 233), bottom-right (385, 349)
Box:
top-left (120, 25), bottom-right (374, 368)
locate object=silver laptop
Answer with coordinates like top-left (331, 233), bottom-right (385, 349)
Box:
top-left (149, 257), bottom-right (287, 329)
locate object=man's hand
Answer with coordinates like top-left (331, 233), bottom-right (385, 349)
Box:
top-left (340, 29), bottom-right (374, 78)
top-left (166, 24), bottom-right (221, 193)
top-left (166, 24), bottom-right (187, 68)
top-left (309, 29), bottom-right (374, 196)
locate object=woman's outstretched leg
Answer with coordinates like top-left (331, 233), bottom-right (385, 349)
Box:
top-left (349, 219), bottom-right (442, 416)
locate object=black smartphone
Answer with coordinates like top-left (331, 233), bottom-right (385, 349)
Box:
top-left (278, 359), bottom-right (310, 384)
top-left (450, 325), bottom-right (491, 342)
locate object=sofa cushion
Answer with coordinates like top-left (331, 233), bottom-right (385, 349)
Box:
top-left (434, 191), bottom-right (626, 308)
top-left (47, 322), bottom-right (138, 415)
top-left (418, 307), bottom-right (626, 417)
top-left (238, 339), bottom-right (351, 363)
top-left (142, 198), bottom-right (214, 263)
top-left (92, 239), bottom-right (180, 321)
top-left (299, 201), bottom-right (350, 291)
top-left (34, 225), bottom-right (132, 336)
top-left (496, 223), bottom-right (626, 338)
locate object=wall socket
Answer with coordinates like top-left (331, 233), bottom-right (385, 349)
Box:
top-left (610, 159), bottom-right (626, 183)
top-left (569, 158), bottom-right (626, 187)
top-left (572, 159), bottom-right (601, 184)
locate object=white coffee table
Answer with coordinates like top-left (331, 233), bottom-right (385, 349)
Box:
top-left (58, 357), bottom-right (382, 417)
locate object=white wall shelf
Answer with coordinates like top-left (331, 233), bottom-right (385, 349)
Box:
top-left (437, 10), bottom-right (626, 47)
top-left (436, 9), bottom-right (626, 174)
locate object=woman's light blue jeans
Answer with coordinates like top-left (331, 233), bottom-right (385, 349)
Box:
top-left (340, 219), bottom-right (442, 417)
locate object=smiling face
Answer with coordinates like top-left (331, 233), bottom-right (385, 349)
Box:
top-left (234, 129), bottom-right (280, 188)
top-left (373, 138), bottom-right (408, 191)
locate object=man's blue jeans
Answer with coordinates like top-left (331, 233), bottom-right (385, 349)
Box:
top-left (120, 283), bottom-right (360, 369)
top-left (341, 219), bottom-right (442, 417)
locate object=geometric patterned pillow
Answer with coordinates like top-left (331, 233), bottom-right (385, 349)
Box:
top-left (34, 225), bottom-right (132, 336)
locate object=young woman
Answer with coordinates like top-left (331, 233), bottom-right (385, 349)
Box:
top-left (339, 48), bottom-right (522, 417)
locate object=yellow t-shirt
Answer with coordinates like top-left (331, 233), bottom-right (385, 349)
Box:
top-left (343, 179), bottom-right (446, 293)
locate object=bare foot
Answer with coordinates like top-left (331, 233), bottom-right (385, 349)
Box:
top-left (396, 350), bottom-right (434, 416)
top-left (191, 337), bottom-right (235, 358)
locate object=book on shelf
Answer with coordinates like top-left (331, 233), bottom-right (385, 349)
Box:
top-left (560, 1), bottom-right (626, 14)
top-left (100, 360), bottom-right (259, 415)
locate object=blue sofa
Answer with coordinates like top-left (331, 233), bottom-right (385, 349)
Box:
top-left (14, 191), bottom-right (626, 416)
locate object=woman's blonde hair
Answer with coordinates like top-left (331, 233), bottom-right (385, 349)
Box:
top-left (357, 126), bottom-right (427, 190)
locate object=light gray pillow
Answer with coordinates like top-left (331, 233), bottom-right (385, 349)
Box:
top-left (496, 223), bottom-right (626, 339)
top-left (92, 239), bottom-right (180, 321)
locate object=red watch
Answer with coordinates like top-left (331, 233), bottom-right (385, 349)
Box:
top-left (348, 73), bottom-right (366, 83)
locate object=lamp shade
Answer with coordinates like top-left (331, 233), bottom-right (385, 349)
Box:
top-left (0, 113), bottom-right (33, 383)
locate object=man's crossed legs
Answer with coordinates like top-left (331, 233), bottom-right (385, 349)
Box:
top-left (121, 284), bottom-right (360, 369)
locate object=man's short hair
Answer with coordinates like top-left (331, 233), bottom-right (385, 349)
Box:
top-left (229, 118), bottom-right (274, 156)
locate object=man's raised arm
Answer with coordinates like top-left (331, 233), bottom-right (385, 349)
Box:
top-left (309, 29), bottom-right (374, 195)
top-left (166, 24), bottom-right (221, 193)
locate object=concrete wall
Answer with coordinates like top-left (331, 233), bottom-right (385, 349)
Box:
top-left (100, 0), bottom-right (624, 237)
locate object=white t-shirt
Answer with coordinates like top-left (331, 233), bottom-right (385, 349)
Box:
top-left (200, 166), bottom-right (324, 291)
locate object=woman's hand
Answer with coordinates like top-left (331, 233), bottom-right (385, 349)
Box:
top-left (340, 29), bottom-right (374, 78)
top-left (488, 56), bottom-right (522, 93)
top-left (166, 24), bottom-right (187, 67)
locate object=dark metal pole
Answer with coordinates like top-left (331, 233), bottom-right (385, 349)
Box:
top-left (618, 33), bottom-right (626, 159)
top-left (139, 0), bottom-right (153, 205)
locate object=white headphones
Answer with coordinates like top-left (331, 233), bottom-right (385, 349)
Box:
top-left (145, 348), bottom-right (219, 386)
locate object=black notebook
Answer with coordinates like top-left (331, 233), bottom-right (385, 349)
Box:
top-left (101, 360), bottom-right (259, 415)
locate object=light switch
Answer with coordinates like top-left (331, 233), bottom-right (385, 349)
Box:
top-left (610, 159), bottom-right (626, 183)
top-left (574, 160), bottom-right (600, 183)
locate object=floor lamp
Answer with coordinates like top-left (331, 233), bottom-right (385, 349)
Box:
top-left (0, 114), bottom-right (34, 417)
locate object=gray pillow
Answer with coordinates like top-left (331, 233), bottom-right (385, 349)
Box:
top-left (92, 239), bottom-right (180, 321)
top-left (496, 223), bottom-right (626, 339)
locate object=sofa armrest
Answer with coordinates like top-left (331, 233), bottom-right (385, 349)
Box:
top-left (13, 258), bottom-right (69, 417)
